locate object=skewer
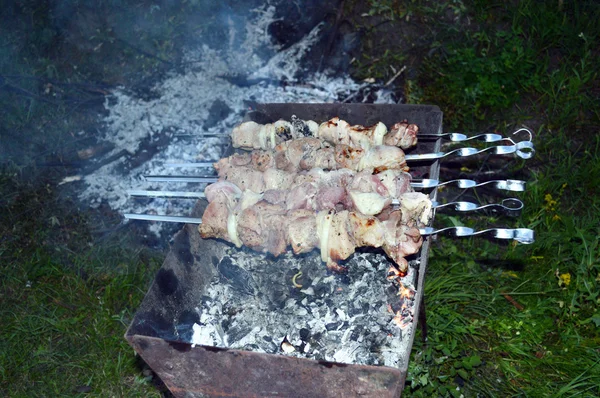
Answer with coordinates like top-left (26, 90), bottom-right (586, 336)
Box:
top-left (122, 213), bottom-right (534, 243)
top-left (164, 141), bottom-right (535, 170)
top-left (185, 127), bottom-right (534, 145)
top-left (419, 127), bottom-right (534, 144)
top-left (127, 189), bottom-right (524, 214)
top-left (142, 176), bottom-right (527, 192)
top-left (404, 141), bottom-right (534, 161)
top-left (419, 226), bottom-right (535, 244)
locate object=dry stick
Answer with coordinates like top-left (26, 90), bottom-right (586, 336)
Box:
top-left (318, 0), bottom-right (346, 73)
top-left (385, 65), bottom-right (407, 87)
top-left (501, 293), bottom-right (525, 311)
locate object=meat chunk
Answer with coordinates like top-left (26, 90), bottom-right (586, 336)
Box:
top-left (384, 121), bottom-right (419, 149)
top-left (200, 188), bottom-right (427, 273)
top-left (381, 211), bottom-right (423, 274)
top-left (288, 209), bottom-right (319, 254)
top-left (231, 117), bottom-right (419, 151)
top-left (399, 192), bottom-right (433, 225)
top-left (358, 145), bottom-right (408, 172)
top-left (237, 201), bottom-right (289, 256)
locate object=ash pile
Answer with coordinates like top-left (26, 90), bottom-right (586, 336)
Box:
top-left (191, 247), bottom-right (418, 368)
top-left (76, 0), bottom-right (399, 244)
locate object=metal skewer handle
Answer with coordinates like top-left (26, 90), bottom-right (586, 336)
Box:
top-left (432, 198), bottom-right (523, 213)
top-left (124, 213), bottom-right (202, 224)
top-left (413, 178), bottom-right (526, 191)
top-left (404, 140), bottom-right (535, 161)
top-left (420, 226), bottom-right (534, 244)
top-left (419, 127), bottom-right (533, 144)
top-left (165, 140), bottom-right (535, 170)
top-left (144, 175), bottom-right (527, 192)
top-left (129, 189), bottom-right (523, 214)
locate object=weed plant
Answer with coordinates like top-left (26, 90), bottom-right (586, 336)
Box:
top-left (353, 0), bottom-right (600, 396)
top-left (0, 170), bottom-right (165, 396)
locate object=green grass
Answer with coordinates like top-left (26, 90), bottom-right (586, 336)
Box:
top-left (358, 0), bottom-right (600, 396)
top-left (1, 0), bottom-right (600, 396)
top-left (0, 172), bottom-right (165, 396)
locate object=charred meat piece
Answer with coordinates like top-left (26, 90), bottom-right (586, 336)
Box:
top-left (199, 183), bottom-right (425, 273)
top-left (216, 141), bottom-right (407, 174)
top-left (230, 117), bottom-right (418, 151)
top-left (214, 166), bottom-right (415, 216)
top-left (318, 117), bottom-right (388, 150)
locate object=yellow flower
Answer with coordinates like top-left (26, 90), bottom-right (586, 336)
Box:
top-left (544, 193), bottom-right (558, 211)
top-left (558, 273), bottom-right (571, 287)
top-left (552, 214), bottom-right (561, 221)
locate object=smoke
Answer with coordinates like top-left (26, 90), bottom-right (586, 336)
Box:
top-left (77, 1), bottom-right (374, 240)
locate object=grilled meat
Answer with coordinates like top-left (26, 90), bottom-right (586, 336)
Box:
top-left (214, 139), bottom-right (408, 174)
top-left (213, 166), bottom-right (416, 216)
top-left (231, 117), bottom-right (418, 151)
top-left (199, 182), bottom-right (425, 273)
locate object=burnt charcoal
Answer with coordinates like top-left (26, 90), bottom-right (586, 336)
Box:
top-left (226, 324), bottom-right (252, 342)
top-left (325, 322), bottom-right (340, 331)
top-left (347, 305), bottom-right (362, 317)
top-left (204, 100), bottom-right (232, 129)
top-left (386, 285), bottom-right (398, 296)
top-left (217, 257), bottom-right (255, 295)
top-left (221, 319), bottom-right (231, 330)
top-left (217, 74), bottom-right (283, 88)
top-left (268, 20), bottom-right (300, 49)
top-left (299, 328), bottom-right (310, 340)
top-left (191, 250), bottom-right (420, 366)
top-left (336, 273), bottom-right (352, 285)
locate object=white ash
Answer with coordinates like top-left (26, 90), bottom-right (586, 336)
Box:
top-left (190, 248), bottom-right (418, 368)
top-left (77, 3), bottom-right (384, 237)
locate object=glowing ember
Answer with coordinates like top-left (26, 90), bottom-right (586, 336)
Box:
top-left (398, 283), bottom-right (415, 299)
top-left (390, 282), bottom-right (416, 329)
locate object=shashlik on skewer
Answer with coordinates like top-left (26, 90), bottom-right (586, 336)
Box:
top-left (211, 163), bottom-right (430, 218)
top-left (231, 117), bottom-right (419, 151)
top-left (141, 175), bottom-right (528, 192)
top-left (215, 139), bottom-right (408, 178)
top-left (199, 181), bottom-right (429, 274)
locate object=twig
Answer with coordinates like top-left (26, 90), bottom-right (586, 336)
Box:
top-left (318, 0), bottom-right (346, 73)
top-left (501, 293), bottom-right (524, 310)
top-left (385, 65), bottom-right (406, 86)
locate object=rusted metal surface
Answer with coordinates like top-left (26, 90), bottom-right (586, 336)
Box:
top-left (126, 103), bottom-right (442, 398)
top-left (129, 335), bottom-right (404, 398)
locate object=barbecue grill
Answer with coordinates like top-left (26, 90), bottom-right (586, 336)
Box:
top-left (124, 103), bottom-right (533, 397)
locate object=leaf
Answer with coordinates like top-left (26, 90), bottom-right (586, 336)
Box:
top-left (581, 313), bottom-right (600, 327)
top-left (457, 369), bottom-right (470, 380)
top-left (469, 355), bottom-right (482, 367)
top-left (463, 360), bottom-right (472, 371)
